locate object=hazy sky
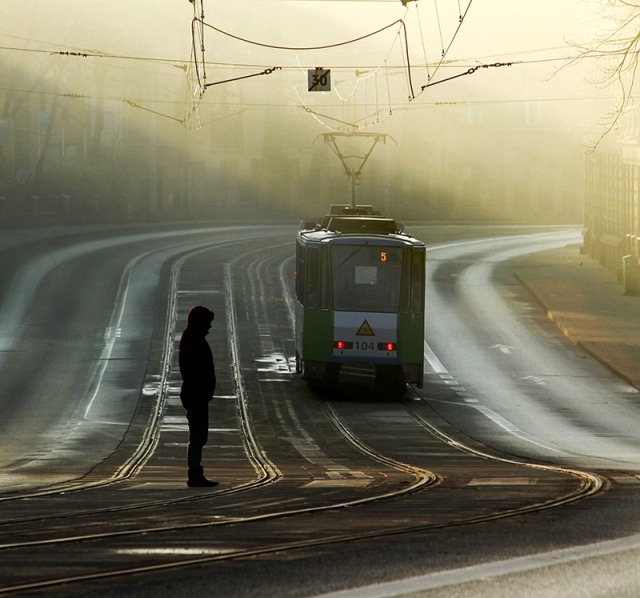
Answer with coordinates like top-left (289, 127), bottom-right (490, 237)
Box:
top-left (1, 1), bottom-right (595, 65)
top-left (0, 0), bottom-right (603, 130)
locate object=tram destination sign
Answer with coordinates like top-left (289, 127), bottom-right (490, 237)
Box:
top-left (308, 68), bottom-right (331, 92)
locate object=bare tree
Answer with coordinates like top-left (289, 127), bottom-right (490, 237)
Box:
top-left (574, 0), bottom-right (640, 146)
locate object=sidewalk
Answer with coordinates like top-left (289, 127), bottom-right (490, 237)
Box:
top-left (512, 243), bottom-right (640, 390)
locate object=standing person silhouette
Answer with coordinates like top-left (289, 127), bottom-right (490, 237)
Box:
top-left (179, 305), bottom-right (218, 487)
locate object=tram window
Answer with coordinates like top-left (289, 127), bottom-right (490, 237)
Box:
top-left (321, 245), bottom-right (331, 310)
top-left (355, 266), bottom-right (377, 285)
top-left (307, 247), bottom-right (320, 309)
top-left (332, 245), bottom-right (403, 312)
top-left (295, 242), bottom-right (304, 301)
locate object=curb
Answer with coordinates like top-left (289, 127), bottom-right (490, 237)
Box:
top-left (513, 271), bottom-right (640, 392)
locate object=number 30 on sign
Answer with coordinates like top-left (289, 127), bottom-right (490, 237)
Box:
top-left (308, 68), bottom-right (331, 92)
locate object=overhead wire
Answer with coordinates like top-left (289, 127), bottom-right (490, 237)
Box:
top-left (123, 100), bottom-right (185, 124)
top-left (423, 61), bottom-right (514, 90)
top-left (0, 0), bottom-right (598, 135)
top-left (190, 6), bottom-right (206, 93)
top-left (434, 0), bottom-right (445, 56)
top-left (0, 50), bottom-right (588, 101)
top-left (331, 12), bottom-right (408, 102)
top-left (0, 83), bottom-right (614, 113)
top-left (304, 7), bottom-right (411, 125)
top-left (191, 10), bottom-right (416, 131)
top-left (0, 0), bottom-right (596, 132)
top-left (275, 0), bottom-right (474, 130)
top-left (199, 17), bottom-right (408, 52)
top-left (415, 1), bottom-right (431, 82)
top-left (184, 0), bottom-right (207, 126)
top-left (0, 36), bottom-right (588, 75)
top-left (0, 42), bottom-right (189, 68)
top-left (1, 21), bottom-right (597, 74)
top-left (195, 15), bottom-right (415, 94)
top-left (204, 66), bottom-right (282, 88)
top-left (424, 0), bottom-right (475, 86)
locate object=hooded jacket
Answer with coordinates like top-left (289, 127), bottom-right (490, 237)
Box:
top-left (178, 306), bottom-right (216, 402)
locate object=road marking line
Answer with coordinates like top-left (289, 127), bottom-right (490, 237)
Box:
top-left (424, 341), bottom-right (567, 455)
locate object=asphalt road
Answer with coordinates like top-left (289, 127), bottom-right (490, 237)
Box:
top-left (2, 223), bottom-right (640, 597)
top-left (421, 230), bottom-right (640, 471)
top-left (0, 224), bottom-right (282, 489)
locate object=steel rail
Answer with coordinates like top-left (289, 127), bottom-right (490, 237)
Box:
top-left (0, 232), bottom-right (296, 504)
top-left (404, 399), bottom-right (606, 509)
top-left (223, 254), bottom-right (282, 486)
top-left (0, 237), bottom-right (252, 502)
top-left (0, 241), bottom-right (432, 548)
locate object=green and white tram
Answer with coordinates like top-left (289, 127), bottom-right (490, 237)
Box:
top-left (295, 205), bottom-right (425, 389)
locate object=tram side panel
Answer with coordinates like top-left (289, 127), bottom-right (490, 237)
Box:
top-left (398, 248), bottom-right (425, 387)
top-left (295, 237), bottom-right (332, 379)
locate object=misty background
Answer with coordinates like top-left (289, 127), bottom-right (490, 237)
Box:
top-left (0, 1), bottom-right (609, 224)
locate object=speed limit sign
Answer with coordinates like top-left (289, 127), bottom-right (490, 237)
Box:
top-left (308, 68), bottom-right (331, 92)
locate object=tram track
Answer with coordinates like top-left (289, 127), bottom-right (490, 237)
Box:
top-left (0, 230), bottom-right (611, 595)
top-left (0, 237), bottom-right (441, 593)
top-left (276, 237), bottom-right (608, 524)
top-left (277, 237), bottom-right (605, 506)
top-left (403, 397), bottom-right (605, 513)
top-left (0, 241), bottom-right (279, 524)
top-left (0, 234), bottom-right (272, 503)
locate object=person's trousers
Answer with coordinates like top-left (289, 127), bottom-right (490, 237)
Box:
top-left (185, 402), bottom-right (209, 470)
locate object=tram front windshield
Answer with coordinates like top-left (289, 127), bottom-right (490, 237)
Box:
top-left (332, 244), bottom-right (403, 312)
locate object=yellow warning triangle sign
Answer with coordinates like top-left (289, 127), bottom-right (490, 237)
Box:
top-left (356, 319), bottom-right (375, 336)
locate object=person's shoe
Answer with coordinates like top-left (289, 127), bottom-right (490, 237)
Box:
top-left (187, 476), bottom-right (218, 488)
top-left (187, 466), bottom-right (219, 488)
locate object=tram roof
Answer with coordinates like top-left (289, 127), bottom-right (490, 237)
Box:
top-left (297, 219), bottom-right (424, 247)
top-left (298, 204), bottom-right (424, 246)
top-left (326, 216), bottom-right (398, 234)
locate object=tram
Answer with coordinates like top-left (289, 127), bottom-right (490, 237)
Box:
top-left (295, 205), bottom-right (425, 389)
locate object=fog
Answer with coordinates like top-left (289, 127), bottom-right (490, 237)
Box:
top-left (0, 0), bottom-right (606, 224)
